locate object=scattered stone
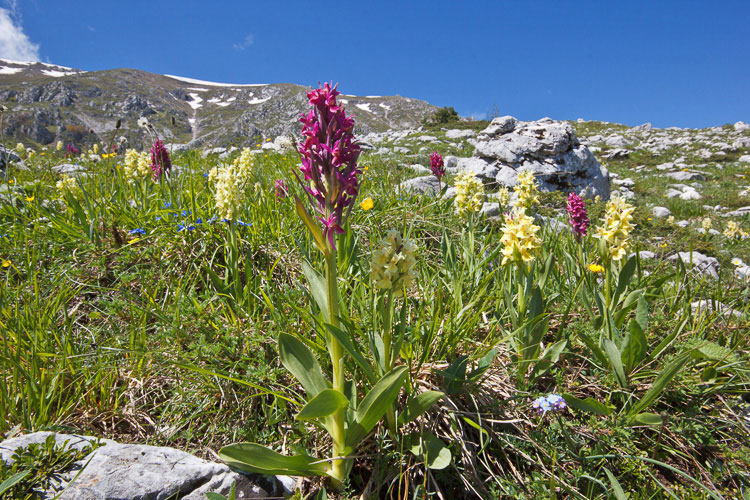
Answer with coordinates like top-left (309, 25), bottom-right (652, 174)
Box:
top-left (479, 202), bottom-right (500, 217)
top-left (665, 184), bottom-right (701, 200)
top-left (633, 122), bottom-right (653, 132)
top-left (723, 206), bottom-right (750, 217)
top-left (202, 147), bottom-right (227, 158)
top-left (666, 171), bottom-right (705, 181)
top-left (612, 177), bottom-right (635, 188)
top-left (691, 300), bottom-right (743, 318)
top-left (469, 116), bottom-right (609, 199)
top-left (0, 432), bottom-right (273, 500)
top-left (399, 176), bottom-right (442, 196)
top-left (445, 129), bottom-right (476, 139)
top-left (52, 163), bottom-right (87, 175)
top-left (601, 148), bottom-right (632, 159)
top-left (416, 135), bottom-right (438, 142)
top-left (676, 220), bottom-right (690, 228)
top-left (734, 121), bottom-right (750, 132)
top-left (652, 206), bottom-right (671, 218)
top-left (406, 163), bottom-right (430, 174)
top-left (667, 251), bottom-right (719, 278)
top-left (636, 251), bottom-right (656, 260)
top-left (739, 155), bottom-right (750, 164)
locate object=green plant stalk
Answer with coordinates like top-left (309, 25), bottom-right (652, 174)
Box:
top-left (324, 249), bottom-right (346, 488)
top-left (380, 290), bottom-right (397, 434)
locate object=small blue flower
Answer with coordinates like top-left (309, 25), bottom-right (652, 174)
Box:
top-left (187, 225), bottom-right (195, 231)
top-left (129, 228), bottom-right (146, 235)
top-left (207, 217), bottom-right (218, 224)
top-left (532, 396), bottom-right (551, 415)
top-left (195, 218), bottom-right (203, 224)
top-left (177, 224), bottom-right (186, 232)
top-left (203, 173), bottom-right (209, 178)
top-left (172, 213), bottom-right (179, 218)
top-left (236, 220), bottom-right (252, 227)
top-left (154, 216), bottom-right (162, 222)
top-left (181, 210), bottom-right (189, 217)
top-left (163, 202), bottom-right (172, 209)
top-left (532, 394), bottom-right (567, 415)
top-left (546, 394), bottom-right (566, 412)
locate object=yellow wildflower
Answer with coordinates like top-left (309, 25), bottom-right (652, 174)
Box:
top-left (666, 215), bottom-right (675, 224)
top-left (2, 260), bottom-right (10, 268)
top-left (212, 156), bottom-right (253, 220)
top-left (514, 170), bottom-right (539, 212)
top-left (454, 170), bottom-right (484, 217)
top-left (123, 149), bottom-right (151, 184)
top-left (56, 176), bottom-right (82, 199)
top-left (25, 195), bottom-right (34, 203)
top-left (500, 208), bottom-right (542, 266)
top-left (371, 229), bottom-right (418, 296)
top-left (360, 197), bottom-right (374, 210)
top-left (724, 220), bottom-right (741, 239)
top-left (593, 196), bottom-right (635, 261)
top-left (496, 187), bottom-right (510, 207)
top-left (701, 217), bottom-right (712, 231)
top-left (56, 141), bottom-right (63, 151)
top-left (587, 263), bottom-right (605, 273)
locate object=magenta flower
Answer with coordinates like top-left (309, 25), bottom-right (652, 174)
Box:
top-left (65, 144), bottom-right (79, 158)
top-left (274, 179), bottom-right (288, 199)
top-left (295, 82), bottom-right (361, 250)
top-left (430, 152), bottom-right (445, 179)
top-left (150, 139), bottom-right (172, 181)
top-left (566, 192), bottom-right (589, 239)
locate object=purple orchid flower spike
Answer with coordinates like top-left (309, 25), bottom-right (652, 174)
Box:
top-left (294, 82), bottom-right (361, 252)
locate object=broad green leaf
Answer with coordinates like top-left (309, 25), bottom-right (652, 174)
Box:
top-left (278, 333), bottom-right (329, 398)
top-left (621, 319), bottom-right (647, 373)
top-left (301, 259), bottom-right (329, 319)
top-left (563, 393), bottom-right (613, 415)
top-left (325, 323), bottom-right (377, 384)
top-left (294, 195), bottom-right (329, 256)
top-left (0, 471), bottom-right (29, 495)
top-left (614, 256), bottom-right (637, 304)
top-left (604, 468), bottom-right (629, 500)
top-left (405, 432), bottom-right (452, 470)
top-left (468, 348), bottom-right (499, 380)
top-left (635, 293), bottom-right (648, 333)
top-left (613, 290), bottom-right (641, 328)
top-left (219, 442), bottom-right (328, 476)
top-left (398, 390), bottom-right (444, 425)
top-left (345, 366), bottom-right (407, 449)
top-left (603, 338), bottom-right (628, 388)
top-left (205, 493), bottom-right (228, 500)
top-left (647, 315), bottom-right (687, 362)
top-left (630, 412), bottom-right (663, 426)
top-left (574, 328), bottom-right (608, 367)
top-left (296, 389), bottom-right (349, 421)
top-left (627, 351), bottom-right (692, 421)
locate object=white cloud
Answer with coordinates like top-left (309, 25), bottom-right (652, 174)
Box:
top-left (0, 7), bottom-right (39, 61)
top-left (232, 34), bottom-right (254, 51)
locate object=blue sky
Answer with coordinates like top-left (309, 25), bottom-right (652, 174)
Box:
top-left (2, 0), bottom-right (749, 128)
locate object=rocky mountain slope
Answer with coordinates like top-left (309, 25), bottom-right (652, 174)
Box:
top-left (0, 59), bottom-right (438, 150)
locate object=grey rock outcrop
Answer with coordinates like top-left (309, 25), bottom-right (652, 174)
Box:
top-left (461, 116), bottom-right (609, 199)
top-left (399, 175), bottom-right (442, 196)
top-left (0, 432), bottom-right (273, 500)
top-left (667, 251), bottom-right (719, 279)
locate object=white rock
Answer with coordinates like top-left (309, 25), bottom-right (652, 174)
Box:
top-left (667, 251), bottom-right (719, 278)
top-left (445, 129), bottom-right (476, 139)
top-left (739, 155), bottom-right (750, 163)
top-left (652, 206), bottom-right (671, 218)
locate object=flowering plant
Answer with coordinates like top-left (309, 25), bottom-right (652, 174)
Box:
top-left (220, 84), bottom-right (415, 490)
top-left (566, 192), bottom-right (589, 239)
top-left (429, 151), bottom-right (445, 191)
top-left (150, 139), bottom-right (172, 181)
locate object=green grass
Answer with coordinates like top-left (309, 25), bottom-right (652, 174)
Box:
top-left (0, 128), bottom-right (749, 499)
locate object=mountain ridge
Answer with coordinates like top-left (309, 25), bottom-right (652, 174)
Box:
top-left (0, 59), bottom-right (439, 150)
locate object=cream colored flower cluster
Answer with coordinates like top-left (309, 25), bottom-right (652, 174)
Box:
top-left (56, 175), bottom-right (81, 199)
top-left (496, 187), bottom-right (510, 207)
top-left (453, 170), bottom-right (484, 217)
top-left (514, 170), bottom-right (539, 212)
top-left (724, 220), bottom-right (748, 239)
top-left (500, 208), bottom-right (542, 266)
top-left (594, 197), bottom-right (635, 261)
top-left (123, 149), bottom-right (151, 184)
top-left (233, 148), bottom-right (254, 176)
top-left (211, 158), bottom-right (253, 221)
top-left (371, 229), bottom-right (418, 296)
